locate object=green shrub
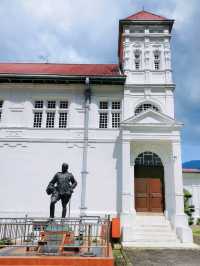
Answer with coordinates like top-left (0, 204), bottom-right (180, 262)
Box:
top-left (0, 238), bottom-right (12, 246)
top-left (184, 189), bottom-right (195, 225)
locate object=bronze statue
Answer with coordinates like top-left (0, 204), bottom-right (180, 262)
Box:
top-left (46, 163), bottom-right (77, 218)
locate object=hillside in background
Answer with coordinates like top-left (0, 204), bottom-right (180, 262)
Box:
top-left (182, 160), bottom-right (200, 169)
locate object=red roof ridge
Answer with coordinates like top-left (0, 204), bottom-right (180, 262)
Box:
top-left (183, 168), bottom-right (200, 173)
top-left (124, 10), bottom-right (168, 21)
top-left (0, 63), bottom-right (123, 77)
top-left (0, 63), bottom-right (118, 66)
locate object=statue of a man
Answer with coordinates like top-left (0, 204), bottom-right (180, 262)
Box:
top-left (46, 163), bottom-right (77, 218)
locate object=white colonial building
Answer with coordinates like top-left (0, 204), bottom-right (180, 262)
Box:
top-left (0, 10), bottom-right (193, 246)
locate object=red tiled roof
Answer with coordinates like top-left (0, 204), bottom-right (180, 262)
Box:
top-left (124, 10), bottom-right (168, 21)
top-left (183, 168), bottom-right (200, 174)
top-left (0, 63), bottom-right (123, 77)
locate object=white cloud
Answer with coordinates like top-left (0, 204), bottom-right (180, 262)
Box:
top-left (159, 0), bottom-right (198, 30)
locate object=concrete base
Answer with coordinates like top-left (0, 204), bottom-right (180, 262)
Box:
top-left (170, 213), bottom-right (193, 243)
top-left (176, 227), bottom-right (193, 243)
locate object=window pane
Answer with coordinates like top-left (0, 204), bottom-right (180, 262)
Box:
top-left (112, 101), bottom-right (121, 110)
top-left (99, 113), bottom-right (108, 128)
top-left (47, 100), bottom-right (56, 109)
top-left (60, 101), bottom-right (68, 109)
top-left (46, 112), bottom-right (55, 128)
top-left (33, 112), bottom-right (43, 128)
top-left (34, 100), bottom-right (43, 109)
top-left (112, 113), bottom-right (120, 128)
top-left (135, 103), bottom-right (159, 115)
top-left (99, 101), bottom-right (108, 109)
top-left (155, 61), bottom-right (160, 70)
top-left (135, 152), bottom-right (162, 167)
top-left (135, 61), bottom-right (140, 70)
top-left (59, 113), bottom-right (67, 128)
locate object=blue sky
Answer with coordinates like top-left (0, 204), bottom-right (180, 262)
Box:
top-left (0, 0), bottom-right (199, 162)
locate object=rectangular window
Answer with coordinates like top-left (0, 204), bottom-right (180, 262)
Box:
top-left (99, 113), bottom-right (108, 128)
top-left (112, 101), bottom-right (121, 110)
top-left (135, 61), bottom-right (140, 70)
top-left (99, 101), bottom-right (108, 109)
top-left (33, 112), bottom-right (43, 128)
top-left (46, 112), bottom-right (55, 128)
top-left (60, 101), bottom-right (68, 109)
top-left (34, 100), bottom-right (43, 109)
top-left (0, 100), bottom-right (3, 122)
top-left (112, 113), bottom-right (120, 128)
top-left (59, 113), bottom-right (68, 128)
top-left (47, 100), bottom-right (56, 109)
top-left (0, 100), bottom-right (3, 109)
top-left (154, 61), bottom-right (160, 70)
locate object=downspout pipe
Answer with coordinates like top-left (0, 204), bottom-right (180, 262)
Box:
top-left (80, 77), bottom-right (91, 215)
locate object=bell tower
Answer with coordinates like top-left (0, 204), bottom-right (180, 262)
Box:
top-left (118, 10), bottom-right (174, 85)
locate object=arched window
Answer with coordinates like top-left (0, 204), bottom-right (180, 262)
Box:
top-left (135, 152), bottom-right (162, 167)
top-left (135, 103), bottom-right (159, 115)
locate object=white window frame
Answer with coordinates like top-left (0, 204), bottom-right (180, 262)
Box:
top-left (32, 99), bottom-right (69, 128)
top-left (98, 99), bottom-right (121, 129)
top-left (99, 100), bottom-right (109, 129)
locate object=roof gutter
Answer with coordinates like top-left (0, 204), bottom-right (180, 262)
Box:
top-left (0, 74), bottom-right (126, 85)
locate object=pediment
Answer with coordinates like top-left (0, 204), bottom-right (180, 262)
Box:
top-left (121, 110), bottom-right (182, 128)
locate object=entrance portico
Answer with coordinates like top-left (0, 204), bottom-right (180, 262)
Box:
top-left (120, 110), bottom-right (193, 244)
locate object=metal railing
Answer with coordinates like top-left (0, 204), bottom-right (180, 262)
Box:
top-left (0, 216), bottom-right (111, 257)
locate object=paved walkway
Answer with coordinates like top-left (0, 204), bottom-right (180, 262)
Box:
top-left (125, 248), bottom-right (200, 266)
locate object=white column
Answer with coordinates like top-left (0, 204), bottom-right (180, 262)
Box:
top-left (121, 140), bottom-right (136, 243)
top-left (121, 141), bottom-right (134, 214)
top-left (171, 140), bottom-right (193, 242)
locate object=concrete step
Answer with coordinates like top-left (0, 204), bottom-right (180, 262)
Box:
top-left (135, 220), bottom-right (170, 226)
top-left (122, 242), bottom-right (199, 249)
top-left (133, 238), bottom-right (180, 243)
top-left (135, 231), bottom-right (178, 237)
top-left (135, 215), bottom-right (169, 225)
top-left (133, 214), bottom-right (181, 244)
top-left (135, 226), bottom-right (173, 232)
top-left (133, 234), bottom-right (179, 241)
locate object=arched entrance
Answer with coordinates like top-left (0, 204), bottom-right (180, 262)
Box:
top-left (134, 152), bottom-right (165, 212)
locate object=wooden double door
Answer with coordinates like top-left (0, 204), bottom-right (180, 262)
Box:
top-left (135, 178), bottom-right (164, 212)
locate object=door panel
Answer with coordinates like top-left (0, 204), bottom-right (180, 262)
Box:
top-left (149, 179), bottom-right (163, 212)
top-left (135, 179), bottom-right (149, 212)
top-left (135, 178), bottom-right (163, 212)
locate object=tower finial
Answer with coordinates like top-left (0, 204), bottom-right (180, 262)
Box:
top-left (142, 5), bottom-right (145, 11)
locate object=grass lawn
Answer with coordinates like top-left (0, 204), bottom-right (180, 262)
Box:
top-left (192, 225), bottom-right (200, 245)
top-left (192, 226), bottom-right (200, 236)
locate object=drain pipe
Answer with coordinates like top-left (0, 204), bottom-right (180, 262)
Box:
top-left (80, 77), bottom-right (91, 215)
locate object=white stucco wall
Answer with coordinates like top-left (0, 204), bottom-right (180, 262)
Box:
top-left (0, 83), bottom-right (123, 218)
